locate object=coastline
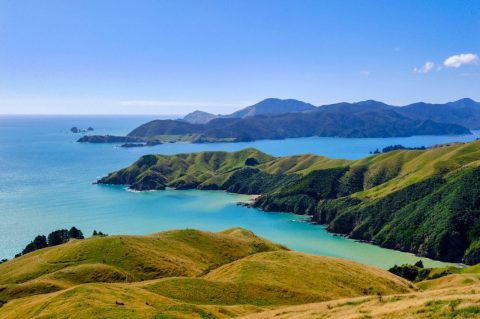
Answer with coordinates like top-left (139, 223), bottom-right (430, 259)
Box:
top-left (96, 168), bottom-right (473, 267)
top-left (242, 194), bottom-right (261, 206)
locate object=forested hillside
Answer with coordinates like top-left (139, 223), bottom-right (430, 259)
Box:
top-left (99, 141), bottom-right (480, 264)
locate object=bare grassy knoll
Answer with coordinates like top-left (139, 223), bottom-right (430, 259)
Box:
top-left (0, 228), bottom-right (413, 319)
top-left (241, 264), bottom-right (480, 318)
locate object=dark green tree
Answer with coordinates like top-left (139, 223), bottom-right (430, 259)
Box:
top-left (68, 226), bottom-right (84, 239)
top-left (21, 235), bottom-right (47, 255)
top-left (47, 229), bottom-right (69, 246)
top-left (388, 264), bottom-right (419, 281)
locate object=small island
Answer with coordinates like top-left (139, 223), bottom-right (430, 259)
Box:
top-left (70, 126), bottom-right (94, 134)
top-left (77, 135), bottom-right (140, 143)
top-left (120, 141), bottom-right (162, 148)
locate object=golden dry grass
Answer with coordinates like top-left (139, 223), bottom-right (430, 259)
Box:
top-left (239, 277), bottom-right (480, 319)
top-left (204, 251), bottom-right (412, 300)
top-left (0, 228), bottom-right (415, 319)
top-left (0, 228), bottom-right (285, 285)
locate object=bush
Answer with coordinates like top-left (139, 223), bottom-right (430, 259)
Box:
top-left (388, 264), bottom-right (420, 281)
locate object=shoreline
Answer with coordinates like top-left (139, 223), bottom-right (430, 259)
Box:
top-left (94, 182), bottom-right (468, 268)
top-left (98, 182), bottom-right (465, 267)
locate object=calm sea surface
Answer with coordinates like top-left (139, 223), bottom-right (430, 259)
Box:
top-left (1, 115), bottom-right (478, 268)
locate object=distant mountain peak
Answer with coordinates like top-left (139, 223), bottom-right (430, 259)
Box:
top-left (354, 100), bottom-right (390, 107)
top-left (448, 98), bottom-right (479, 107)
top-left (182, 110), bottom-right (219, 124)
top-left (187, 110), bottom-right (214, 116)
top-left (455, 98), bottom-right (476, 103)
top-left (225, 98), bottom-right (316, 118)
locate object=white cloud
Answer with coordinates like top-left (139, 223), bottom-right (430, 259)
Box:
top-left (413, 61), bottom-right (435, 73)
top-left (443, 53), bottom-right (480, 68)
top-left (360, 70), bottom-right (370, 76)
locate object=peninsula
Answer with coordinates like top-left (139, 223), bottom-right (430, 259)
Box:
top-left (98, 140), bottom-right (480, 264)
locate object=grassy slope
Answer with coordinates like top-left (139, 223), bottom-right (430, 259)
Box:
top-left (142, 251), bottom-right (411, 307)
top-left (0, 228), bottom-right (285, 302)
top-left (354, 141), bottom-right (480, 199)
top-left (204, 251), bottom-right (411, 299)
top-left (0, 229), bottom-right (413, 319)
top-left (101, 140), bottom-right (480, 196)
top-left (99, 148), bottom-right (277, 189)
top-left (98, 148), bottom-right (350, 190)
top-left (240, 265), bottom-right (480, 319)
top-left (239, 285), bottom-right (480, 319)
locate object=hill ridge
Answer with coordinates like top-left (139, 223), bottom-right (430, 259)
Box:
top-left (78, 98), bottom-right (478, 144)
top-left (98, 140), bottom-right (480, 264)
top-left (0, 228), bottom-right (414, 318)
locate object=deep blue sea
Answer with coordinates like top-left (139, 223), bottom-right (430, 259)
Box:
top-left (1, 115), bottom-right (478, 268)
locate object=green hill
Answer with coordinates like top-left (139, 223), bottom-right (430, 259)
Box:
top-left (0, 228), bottom-right (412, 319)
top-left (98, 140), bottom-right (480, 264)
top-left (0, 228), bottom-right (284, 285)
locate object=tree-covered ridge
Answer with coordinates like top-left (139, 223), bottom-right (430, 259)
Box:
top-left (127, 99), bottom-right (479, 141)
top-left (78, 98), bottom-right (480, 144)
top-left (98, 140), bottom-right (480, 264)
top-left (127, 106), bottom-right (469, 141)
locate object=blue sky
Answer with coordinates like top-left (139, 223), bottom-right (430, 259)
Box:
top-left (0, 0), bottom-right (479, 114)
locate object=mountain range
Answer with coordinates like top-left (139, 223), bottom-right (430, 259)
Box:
top-left (77, 98), bottom-right (479, 143)
top-left (181, 97), bottom-right (480, 127)
top-left (181, 98), bottom-right (316, 124)
top-left (182, 98), bottom-right (480, 129)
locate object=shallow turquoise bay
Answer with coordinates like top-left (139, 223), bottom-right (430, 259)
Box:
top-left (1, 115), bottom-right (478, 268)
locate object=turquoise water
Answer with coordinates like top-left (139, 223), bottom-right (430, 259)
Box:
top-left (1, 115), bottom-right (478, 268)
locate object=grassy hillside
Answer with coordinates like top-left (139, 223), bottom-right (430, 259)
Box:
top-left (0, 228), bottom-right (413, 319)
top-left (0, 228), bottom-right (285, 303)
top-left (204, 251), bottom-right (411, 299)
top-left (99, 140), bottom-right (480, 264)
top-left (239, 283), bottom-right (480, 319)
top-left (140, 251), bottom-right (411, 308)
top-left (241, 262), bottom-right (480, 319)
top-left (98, 148), bottom-right (350, 192)
top-left (98, 148), bottom-right (279, 191)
